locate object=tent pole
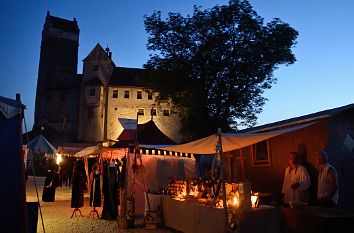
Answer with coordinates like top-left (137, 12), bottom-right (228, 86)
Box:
top-left (217, 129), bottom-right (229, 232)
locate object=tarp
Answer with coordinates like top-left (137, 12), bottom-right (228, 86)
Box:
top-left (161, 122), bottom-right (317, 154)
top-left (0, 96), bottom-right (27, 232)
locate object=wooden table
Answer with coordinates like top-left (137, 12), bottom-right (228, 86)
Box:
top-left (282, 206), bottom-right (354, 233)
top-left (161, 196), bottom-right (281, 233)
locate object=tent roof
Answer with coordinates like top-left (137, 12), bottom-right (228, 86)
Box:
top-left (0, 96), bottom-right (22, 119)
top-left (26, 134), bottom-right (57, 154)
top-left (114, 120), bottom-right (175, 147)
top-left (161, 122), bottom-right (316, 154)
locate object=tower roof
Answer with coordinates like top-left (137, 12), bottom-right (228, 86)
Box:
top-left (46, 12), bottom-right (79, 33)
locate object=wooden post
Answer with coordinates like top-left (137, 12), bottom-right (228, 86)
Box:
top-left (217, 129), bottom-right (229, 232)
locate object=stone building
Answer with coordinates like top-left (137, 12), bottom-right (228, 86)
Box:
top-left (34, 12), bottom-right (182, 145)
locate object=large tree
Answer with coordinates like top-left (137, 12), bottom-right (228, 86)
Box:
top-left (141, 0), bottom-right (298, 140)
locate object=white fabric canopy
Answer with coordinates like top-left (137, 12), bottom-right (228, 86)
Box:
top-left (74, 146), bottom-right (122, 157)
top-left (74, 146), bottom-right (111, 157)
top-left (161, 122), bottom-right (316, 154)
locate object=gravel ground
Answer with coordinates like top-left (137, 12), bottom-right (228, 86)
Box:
top-left (26, 176), bottom-right (178, 233)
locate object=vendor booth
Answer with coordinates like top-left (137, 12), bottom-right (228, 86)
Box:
top-left (149, 123), bottom-right (317, 233)
top-left (1, 95), bottom-right (27, 232)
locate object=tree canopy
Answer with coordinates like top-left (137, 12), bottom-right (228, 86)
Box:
top-left (141, 0), bottom-right (298, 140)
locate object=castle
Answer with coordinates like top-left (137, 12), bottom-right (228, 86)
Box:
top-left (34, 12), bottom-right (182, 145)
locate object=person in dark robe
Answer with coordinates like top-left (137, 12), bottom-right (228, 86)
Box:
top-left (101, 160), bottom-right (118, 220)
top-left (71, 160), bottom-right (87, 213)
top-left (89, 163), bottom-right (102, 207)
top-left (42, 160), bottom-right (60, 202)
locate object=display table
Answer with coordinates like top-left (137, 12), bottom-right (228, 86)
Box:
top-left (161, 196), bottom-right (281, 233)
top-left (282, 206), bottom-right (354, 233)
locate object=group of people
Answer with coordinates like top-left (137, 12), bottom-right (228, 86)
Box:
top-left (282, 150), bottom-right (338, 208)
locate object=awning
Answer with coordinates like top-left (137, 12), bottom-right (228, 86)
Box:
top-left (74, 146), bottom-right (125, 159)
top-left (161, 122), bottom-right (317, 154)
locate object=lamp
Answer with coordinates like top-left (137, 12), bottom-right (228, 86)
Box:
top-left (251, 194), bottom-right (259, 208)
top-left (56, 153), bottom-right (62, 165)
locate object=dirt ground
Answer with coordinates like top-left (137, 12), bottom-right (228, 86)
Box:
top-left (26, 176), bottom-right (178, 233)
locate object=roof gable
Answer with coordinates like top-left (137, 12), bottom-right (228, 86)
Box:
top-left (83, 43), bottom-right (113, 63)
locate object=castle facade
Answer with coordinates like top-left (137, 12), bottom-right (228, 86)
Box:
top-left (34, 12), bottom-right (182, 144)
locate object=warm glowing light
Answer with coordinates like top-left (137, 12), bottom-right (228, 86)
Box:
top-left (232, 196), bottom-right (239, 207)
top-left (251, 195), bottom-right (259, 208)
top-left (56, 153), bottom-right (62, 165)
top-left (152, 150), bottom-right (155, 155)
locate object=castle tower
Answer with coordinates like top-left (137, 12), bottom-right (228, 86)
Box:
top-left (34, 12), bottom-right (80, 142)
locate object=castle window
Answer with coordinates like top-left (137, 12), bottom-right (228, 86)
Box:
top-left (148, 92), bottom-right (153, 100)
top-left (124, 90), bottom-right (129, 99)
top-left (89, 88), bottom-right (96, 97)
top-left (112, 90), bottom-right (118, 98)
top-left (137, 90), bottom-right (142, 99)
top-left (93, 65), bottom-right (99, 71)
top-left (151, 108), bottom-right (157, 116)
top-left (163, 109), bottom-right (170, 116)
top-left (138, 108), bottom-right (144, 116)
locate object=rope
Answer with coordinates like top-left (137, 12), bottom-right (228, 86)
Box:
top-left (23, 111), bottom-right (45, 233)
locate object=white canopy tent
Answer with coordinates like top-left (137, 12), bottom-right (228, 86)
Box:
top-left (160, 122), bottom-right (316, 154)
top-left (26, 134), bottom-right (57, 160)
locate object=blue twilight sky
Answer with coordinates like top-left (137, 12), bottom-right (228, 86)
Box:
top-left (1, 0), bottom-right (354, 131)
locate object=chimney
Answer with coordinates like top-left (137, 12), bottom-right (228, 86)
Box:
top-left (16, 93), bottom-right (21, 101)
top-left (109, 52), bottom-right (112, 59)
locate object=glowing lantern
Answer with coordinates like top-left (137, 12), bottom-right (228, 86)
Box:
top-left (56, 153), bottom-right (62, 165)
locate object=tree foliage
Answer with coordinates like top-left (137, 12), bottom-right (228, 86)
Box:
top-left (141, 0), bottom-right (298, 140)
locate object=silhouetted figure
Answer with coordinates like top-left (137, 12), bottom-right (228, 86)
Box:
top-left (71, 160), bottom-right (87, 217)
top-left (42, 160), bottom-right (60, 202)
top-left (101, 160), bottom-right (118, 220)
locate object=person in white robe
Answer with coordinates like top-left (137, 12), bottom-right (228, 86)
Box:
top-left (282, 152), bottom-right (311, 204)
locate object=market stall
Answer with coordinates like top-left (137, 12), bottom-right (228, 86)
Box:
top-left (153, 123), bottom-right (316, 232)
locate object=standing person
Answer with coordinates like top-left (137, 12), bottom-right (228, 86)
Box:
top-left (317, 150), bottom-right (338, 208)
top-left (282, 152), bottom-right (311, 204)
top-left (42, 159), bottom-right (60, 202)
top-left (71, 160), bottom-right (87, 217)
